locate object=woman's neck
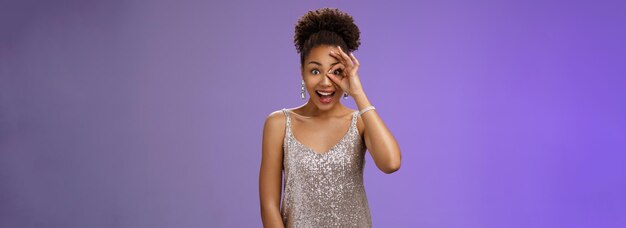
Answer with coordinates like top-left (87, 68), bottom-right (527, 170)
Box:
top-left (295, 101), bottom-right (348, 118)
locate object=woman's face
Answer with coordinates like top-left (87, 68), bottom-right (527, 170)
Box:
top-left (301, 45), bottom-right (345, 110)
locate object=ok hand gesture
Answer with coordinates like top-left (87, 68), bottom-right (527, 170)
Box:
top-left (327, 46), bottom-right (365, 98)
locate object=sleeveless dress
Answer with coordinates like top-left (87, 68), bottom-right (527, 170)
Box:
top-left (280, 109), bottom-right (372, 227)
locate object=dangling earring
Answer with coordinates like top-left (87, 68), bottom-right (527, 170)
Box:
top-left (343, 92), bottom-right (348, 99)
top-left (301, 80), bottom-right (306, 100)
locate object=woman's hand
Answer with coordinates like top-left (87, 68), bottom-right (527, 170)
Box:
top-left (327, 46), bottom-right (365, 97)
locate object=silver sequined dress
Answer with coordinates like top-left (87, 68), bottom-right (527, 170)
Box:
top-left (280, 109), bottom-right (372, 227)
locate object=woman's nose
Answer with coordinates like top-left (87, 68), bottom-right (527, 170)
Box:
top-left (320, 72), bottom-right (333, 85)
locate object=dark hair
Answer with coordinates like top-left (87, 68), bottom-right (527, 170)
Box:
top-left (294, 8), bottom-right (361, 65)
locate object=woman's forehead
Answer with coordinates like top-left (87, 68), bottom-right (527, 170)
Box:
top-left (305, 46), bottom-right (340, 66)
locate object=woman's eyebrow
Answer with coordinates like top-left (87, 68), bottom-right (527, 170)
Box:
top-left (307, 61), bottom-right (341, 66)
top-left (307, 61), bottom-right (322, 66)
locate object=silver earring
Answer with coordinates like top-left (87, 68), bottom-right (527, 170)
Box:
top-left (343, 92), bottom-right (348, 99)
top-left (301, 80), bottom-right (305, 100)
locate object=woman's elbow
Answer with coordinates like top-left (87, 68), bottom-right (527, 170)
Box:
top-left (382, 163), bottom-right (400, 174)
top-left (372, 146), bottom-right (402, 174)
top-left (380, 157), bottom-right (401, 174)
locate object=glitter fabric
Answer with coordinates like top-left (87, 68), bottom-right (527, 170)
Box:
top-left (280, 109), bottom-right (372, 227)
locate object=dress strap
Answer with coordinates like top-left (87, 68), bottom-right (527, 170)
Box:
top-left (281, 108), bottom-right (292, 135)
top-left (350, 111), bottom-right (359, 129)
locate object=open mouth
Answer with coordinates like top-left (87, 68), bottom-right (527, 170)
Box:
top-left (315, 90), bottom-right (335, 97)
top-left (315, 90), bottom-right (335, 104)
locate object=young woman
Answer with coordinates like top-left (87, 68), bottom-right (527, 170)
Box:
top-left (259, 8), bottom-right (402, 227)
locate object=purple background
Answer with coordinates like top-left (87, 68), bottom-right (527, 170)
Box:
top-left (1, 0), bottom-right (625, 227)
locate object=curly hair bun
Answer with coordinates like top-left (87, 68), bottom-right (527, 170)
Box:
top-left (294, 8), bottom-right (361, 62)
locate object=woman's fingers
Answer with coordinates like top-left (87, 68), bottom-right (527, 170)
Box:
top-left (329, 50), bottom-right (349, 68)
top-left (327, 64), bottom-right (346, 80)
top-left (326, 72), bottom-right (345, 88)
top-left (328, 47), bottom-right (360, 93)
top-left (326, 65), bottom-right (350, 89)
top-left (326, 47), bottom-right (362, 95)
top-left (350, 52), bottom-right (360, 67)
top-left (337, 46), bottom-right (354, 67)
top-left (330, 47), bottom-right (352, 68)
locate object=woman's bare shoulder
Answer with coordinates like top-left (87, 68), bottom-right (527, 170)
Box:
top-left (263, 109), bottom-right (287, 133)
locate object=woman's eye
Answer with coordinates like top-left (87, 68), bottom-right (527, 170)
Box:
top-left (311, 69), bottom-right (320, 74)
top-left (333, 69), bottom-right (343, 75)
